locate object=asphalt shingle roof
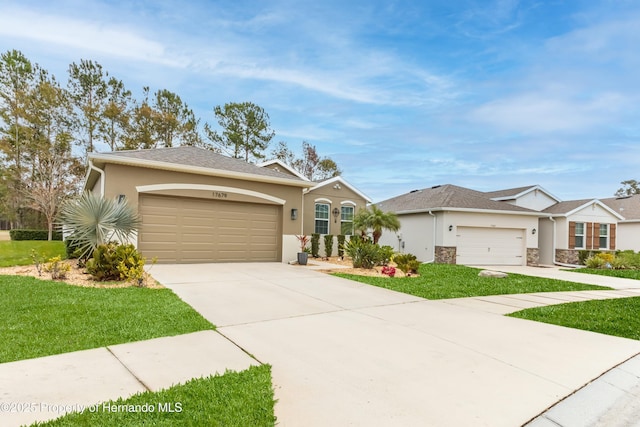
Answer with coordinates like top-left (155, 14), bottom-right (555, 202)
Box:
top-left (541, 199), bottom-right (594, 214)
top-left (96, 146), bottom-right (306, 181)
top-left (601, 195), bottom-right (640, 220)
top-left (483, 185), bottom-right (538, 199)
top-left (375, 184), bottom-right (538, 213)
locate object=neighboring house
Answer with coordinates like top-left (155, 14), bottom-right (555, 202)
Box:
top-left (376, 185), bottom-right (541, 266)
top-left (377, 184), bottom-right (632, 266)
top-left (539, 199), bottom-right (622, 265)
top-left (84, 147), bottom-right (369, 263)
top-left (601, 195), bottom-right (640, 252)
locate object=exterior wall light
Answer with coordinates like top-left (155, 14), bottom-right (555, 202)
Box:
top-left (532, 228), bottom-right (536, 235)
top-left (291, 208), bottom-right (298, 220)
top-left (448, 225), bottom-right (453, 231)
top-left (332, 207), bottom-right (340, 223)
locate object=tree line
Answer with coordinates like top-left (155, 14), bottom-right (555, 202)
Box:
top-left (0, 49), bottom-right (340, 232)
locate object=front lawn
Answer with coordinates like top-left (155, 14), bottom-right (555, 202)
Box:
top-left (508, 297), bottom-right (640, 340)
top-left (569, 268), bottom-right (640, 280)
top-left (0, 275), bottom-right (214, 363)
top-left (32, 365), bottom-right (276, 427)
top-left (334, 264), bottom-right (611, 299)
top-left (0, 240), bottom-right (66, 267)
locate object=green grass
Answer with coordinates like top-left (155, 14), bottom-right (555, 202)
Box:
top-left (509, 297), bottom-right (640, 340)
top-left (0, 240), bottom-right (66, 267)
top-left (334, 263), bottom-right (611, 299)
top-left (31, 364), bottom-right (276, 427)
top-left (0, 275), bottom-right (214, 363)
top-left (33, 365), bottom-right (276, 427)
top-left (568, 268), bottom-right (640, 280)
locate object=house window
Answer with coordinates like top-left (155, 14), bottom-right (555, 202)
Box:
top-left (315, 203), bottom-right (329, 234)
top-left (341, 206), bottom-right (354, 235)
top-left (574, 222), bottom-right (585, 249)
top-left (599, 224), bottom-right (609, 249)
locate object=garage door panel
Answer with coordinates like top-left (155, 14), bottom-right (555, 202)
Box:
top-left (456, 227), bottom-right (524, 266)
top-left (139, 194), bottom-right (281, 263)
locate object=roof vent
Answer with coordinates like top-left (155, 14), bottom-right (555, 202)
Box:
top-left (409, 189), bottom-right (420, 193)
top-left (431, 185), bottom-right (441, 189)
top-left (616, 195), bottom-right (632, 200)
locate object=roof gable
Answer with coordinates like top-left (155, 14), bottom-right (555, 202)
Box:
top-left (257, 159), bottom-right (310, 181)
top-left (485, 185), bottom-right (560, 203)
top-left (307, 176), bottom-right (372, 203)
top-left (542, 198), bottom-right (624, 220)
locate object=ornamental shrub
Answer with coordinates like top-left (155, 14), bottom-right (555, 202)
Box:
top-left (585, 255), bottom-right (607, 269)
top-left (394, 253), bottom-right (418, 273)
top-left (44, 256), bottom-right (71, 280)
top-left (377, 246), bottom-right (394, 266)
top-left (86, 243), bottom-right (147, 282)
top-left (337, 235), bottom-right (346, 257)
top-left (311, 233), bottom-right (320, 258)
top-left (10, 229), bottom-right (62, 241)
top-left (324, 235), bottom-right (334, 257)
top-left (342, 238), bottom-right (382, 269)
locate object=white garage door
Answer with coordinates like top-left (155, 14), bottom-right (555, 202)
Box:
top-left (456, 227), bottom-right (524, 265)
top-left (138, 194), bottom-right (281, 263)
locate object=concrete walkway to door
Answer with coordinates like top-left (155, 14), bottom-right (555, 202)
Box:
top-left (151, 262), bottom-right (640, 427)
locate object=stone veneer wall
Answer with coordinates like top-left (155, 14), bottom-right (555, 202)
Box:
top-left (555, 249), bottom-right (580, 265)
top-left (435, 246), bottom-right (457, 264)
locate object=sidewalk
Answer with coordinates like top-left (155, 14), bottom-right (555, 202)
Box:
top-left (0, 330), bottom-right (257, 427)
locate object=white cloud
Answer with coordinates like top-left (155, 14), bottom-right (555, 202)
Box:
top-left (0, 7), bottom-right (180, 66)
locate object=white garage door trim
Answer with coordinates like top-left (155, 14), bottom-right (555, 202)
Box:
top-left (137, 183), bottom-right (286, 205)
top-left (456, 227), bottom-right (525, 266)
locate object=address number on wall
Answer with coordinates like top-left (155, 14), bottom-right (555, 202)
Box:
top-left (212, 192), bottom-right (228, 199)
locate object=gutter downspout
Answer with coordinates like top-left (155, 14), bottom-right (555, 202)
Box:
top-left (88, 160), bottom-right (105, 197)
top-left (550, 216), bottom-right (582, 268)
top-left (425, 210), bottom-right (436, 263)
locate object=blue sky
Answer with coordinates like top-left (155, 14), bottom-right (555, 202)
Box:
top-left (1, 0), bottom-right (639, 203)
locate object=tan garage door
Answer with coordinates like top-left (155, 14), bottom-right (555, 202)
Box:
top-left (456, 227), bottom-right (524, 265)
top-left (138, 194), bottom-right (281, 263)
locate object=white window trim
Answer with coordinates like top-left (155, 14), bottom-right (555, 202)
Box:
top-left (315, 202), bottom-right (330, 235)
top-left (340, 205), bottom-right (355, 235)
top-left (574, 222), bottom-right (585, 249)
top-left (599, 223), bottom-right (609, 250)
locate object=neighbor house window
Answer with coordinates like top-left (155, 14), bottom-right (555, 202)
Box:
top-left (341, 206), bottom-right (354, 235)
top-left (315, 203), bottom-right (329, 234)
top-left (599, 224), bottom-right (609, 249)
top-left (574, 222), bottom-right (585, 249)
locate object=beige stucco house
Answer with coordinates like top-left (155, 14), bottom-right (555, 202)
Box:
top-left (84, 147), bottom-right (369, 263)
top-left (377, 184), bottom-right (632, 266)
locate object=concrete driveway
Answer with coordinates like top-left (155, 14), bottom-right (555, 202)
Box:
top-left (152, 263), bottom-right (640, 426)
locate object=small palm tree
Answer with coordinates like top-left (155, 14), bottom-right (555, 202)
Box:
top-left (60, 192), bottom-right (141, 259)
top-left (353, 205), bottom-right (400, 244)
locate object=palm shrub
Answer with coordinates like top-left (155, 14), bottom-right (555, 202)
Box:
top-left (394, 253), bottom-right (420, 274)
top-left (343, 238), bottom-right (382, 269)
top-left (324, 234), bottom-right (334, 257)
top-left (353, 205), bottom-right (400, 244)
top-left (60, 192), bottom-right (141, 260)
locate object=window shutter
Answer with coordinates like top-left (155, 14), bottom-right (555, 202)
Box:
top-left (610, 224), bottom-right (616, 250)
top-left (568, 221), bottom-right (576, 249)
top-left (593, 222), bottom-right (600, 249)
top-left (586, 222), bottom-right (593, 250)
